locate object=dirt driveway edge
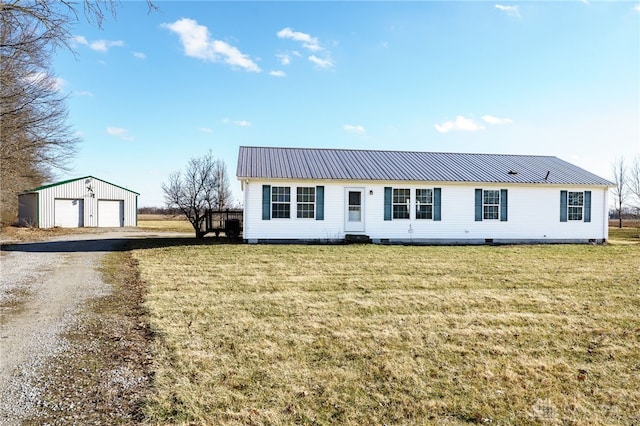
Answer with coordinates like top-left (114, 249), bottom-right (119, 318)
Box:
top-left (0, 230), bottom-right (190, 425)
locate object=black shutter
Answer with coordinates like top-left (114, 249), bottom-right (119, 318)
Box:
top-left (434, 188), bottom-right (441, 221)
top-left (560, 190), bottom-right (567, 222)
top-left (584, 191), bottom-right (591, 223)
top-left (316, 186), bottom-right (324, 221)
top-left (384, 187), bottom-right (392, 221)
top-left (500, 189), bottom-right (508, 222)
top-left (475, 189), bottom-right (482, 221)
top-left (262, 185), bottom-right (271, 220)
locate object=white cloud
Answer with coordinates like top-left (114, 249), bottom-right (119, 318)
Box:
top-left (49, 76), bottom-right (65, 91)
top-left (434, 116), bottom-right (485, 133)
top-left (73, 35), bottom-right (124, 52)
top-left (72, 35), bottom-right (88, 45)
top-left (270, 70), bottom-right (286, 77)
top-left (277, 27), bottom-right (322, 51)
top-left (309, 55), bottom-right (334, 69)
top-left (344, 124), bottom-right (366, 135)
top-left (24, 72), bottom-right (64, 91)
top-left (634, 4), bottom-right (640, 12)
top-left (276, 53), bottom-right (291, 65)
top-left (73, 90), bottom-right (94, 97)
top-left (133, 51), bottom-right (146, 59)
top-left (495, 4), bottom-right (521, 18)
top-left (482, 115), bottom-right (513, 125)
top-left (162, 18), bottom-right (261, 72)
top-left (89, 39), bottom-right (125, 52)
top-left (222, 118), bottom-right (252, 127)
top-left (200, 127), bottom-right (213, 133)
top-left (106, 127), bottom-right (134, 141)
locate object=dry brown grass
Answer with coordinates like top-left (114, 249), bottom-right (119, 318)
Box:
top-left (0, 225), bottom-right (91, 243)
top-left (133, 241), bottom-right (640, 425)
top-left (137, 214), bottom-right (193, 233)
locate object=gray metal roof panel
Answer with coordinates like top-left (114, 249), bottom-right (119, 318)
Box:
top-left (236, 146), bottom-right (613, 186)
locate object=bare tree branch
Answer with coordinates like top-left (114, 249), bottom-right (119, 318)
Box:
top-left (162, 152), bottom-right (229, 239)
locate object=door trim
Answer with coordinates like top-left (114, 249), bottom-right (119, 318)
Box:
top-left (344, 188), bottom-right (365, 233)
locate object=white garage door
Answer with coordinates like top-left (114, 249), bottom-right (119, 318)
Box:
top-left (54, 199), bottom-right (84, 227)
top-left (98, 200), bottom-right (124, 227)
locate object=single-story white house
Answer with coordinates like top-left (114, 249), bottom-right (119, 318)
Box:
top-left (236, 146), bottom-right (614, 244)
top-left (18, 176), bottom-right (138, 228)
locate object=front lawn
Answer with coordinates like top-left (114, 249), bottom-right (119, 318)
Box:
top-left (132, 239), bottom-right (639, 425)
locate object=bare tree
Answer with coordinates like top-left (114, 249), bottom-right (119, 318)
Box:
top-left (1, 5), bottom-right (79, 222)
top-left (162, 152), bottom-right (231, 239)
top-left (610, 157), bottom-right (628, 228)
top-left (630, 156), bottom-right (640, 211)
top-left (213, 160), bottom-right (232, 210)
top-left (0, 0), bottom-right (157, 223)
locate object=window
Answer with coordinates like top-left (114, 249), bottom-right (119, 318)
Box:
top-left (297, 187), bottom-right (315, 219)
top-left (568, 191), bottom-right (584, 221)
top-left (483, 190), bottom-right (500, 220)
top-left (416, 189), bottom-right (433, 219)
top-left (393, 188), bottom-right (410, 219)
top-left (271, 186), bottom-right (290, 218)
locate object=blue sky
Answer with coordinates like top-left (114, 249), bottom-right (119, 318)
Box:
top-left (52, 1), bottom-right (640, 207)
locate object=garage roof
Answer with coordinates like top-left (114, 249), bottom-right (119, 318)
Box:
top-left (21, 176), bottom-right (139, 194)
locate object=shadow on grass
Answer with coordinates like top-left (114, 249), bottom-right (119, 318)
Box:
top-left (0, 236), bottom-right (244, 253)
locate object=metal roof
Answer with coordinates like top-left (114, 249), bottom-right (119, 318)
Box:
top-left (237, 146), bottom-right (613, 186)
top-left (22, 176), bottom-right (140, 195)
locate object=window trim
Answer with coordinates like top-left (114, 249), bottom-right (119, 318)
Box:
top-left (392, 188), bottom-right (410, 219)
top-left (415, 188), bottom-right (434, 220)
top-left (567, 191), bottom-right (584, 221)
top-left (271, 186), bottom-right (291, 219)
top-left (475, 188), bottom-right (507, 222)
top-left (296, 186), bottom-right (316, 219)
top-left (482, 189), bottom-right (500, 221)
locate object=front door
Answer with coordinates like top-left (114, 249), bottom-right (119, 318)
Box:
top-left (345, 188), bottom-right (365, 232)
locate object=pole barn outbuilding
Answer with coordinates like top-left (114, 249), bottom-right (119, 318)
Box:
top-left (18, 176), bottom-right (138, 228)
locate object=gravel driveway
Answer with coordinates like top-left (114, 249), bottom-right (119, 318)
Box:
top-left (0, 230), bottom-right (183, 425)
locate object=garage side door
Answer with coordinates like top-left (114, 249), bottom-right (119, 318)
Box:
top-left (98, 200), bottom-right (124, 227)
top-left (54, 199), bottom-right (84, 227)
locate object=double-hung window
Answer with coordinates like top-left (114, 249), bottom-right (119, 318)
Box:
top-left (393, 188), bottom-right (410, 219)
top-left (483, 190), bottom-right (500, 220)
top-left (271, 186), bottom-right (291, 219)
top-left (475, 189), bottom-right (507, 222)
top-left (567, 191), bottom-right (584, 221)
top-left (560, 190), bottom-right (591, 223)
top-left (416, 189), bottom-right (433, 219)
top-left (297, 187), bottom-right (315, 219)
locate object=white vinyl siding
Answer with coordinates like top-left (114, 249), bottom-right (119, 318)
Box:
top-left (242, 180), bottom-right (608, 243)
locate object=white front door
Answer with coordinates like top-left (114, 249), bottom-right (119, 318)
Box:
top-left (345, 188), bottom-right (365, 233)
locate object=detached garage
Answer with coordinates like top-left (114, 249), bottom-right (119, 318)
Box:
top-left (18, 176), bottom-right (138, 228)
